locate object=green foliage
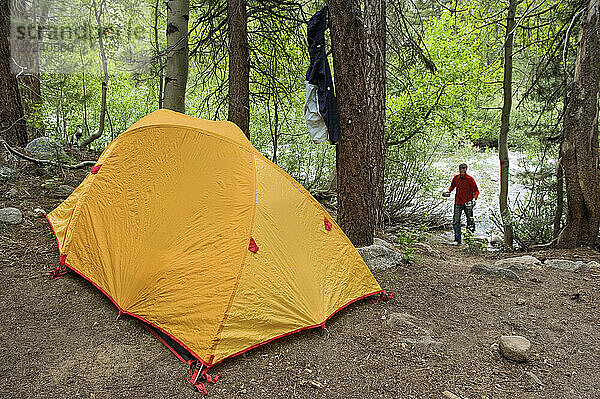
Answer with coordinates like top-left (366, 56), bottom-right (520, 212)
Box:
top-left (395, 223), bottom-right (430, 263)
top-left (462, 230), bottom-right (487, 254)
top-left (41, 176), bottom-right (62, 191)
top-left (491, 145), bottom-right (563, 250)
top-left (25, 0), bottom-right (577, 243)
top-left (387, 10), bottom-right (502, 147)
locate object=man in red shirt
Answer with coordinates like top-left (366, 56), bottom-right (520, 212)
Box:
top-left (443, 163), bottom-right (479, 244)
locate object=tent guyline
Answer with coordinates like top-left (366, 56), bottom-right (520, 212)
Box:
top-left (46, 109), bottom-right (386, 394)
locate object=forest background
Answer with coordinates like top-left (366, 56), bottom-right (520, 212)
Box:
top-left (2, 0), bottom-right (597, 250)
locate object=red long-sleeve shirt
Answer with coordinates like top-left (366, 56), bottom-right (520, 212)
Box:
top-left (449, 174), bottom-right (479, 205)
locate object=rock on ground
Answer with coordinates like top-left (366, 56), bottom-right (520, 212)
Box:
top-left (544, 259), bottom-right (590, 272)
top-left (471, 263), bottom-right (520, 281)
top-left (499, 335), bottom-right (532, 362)
top-left (586, 261), bottom-right (600, 270)
top-left (373, 237), bottom-right (395, 250)
top-left (0, 165), bottom-right (16, 181)
top-left (0, 207), bottom-right (23, 224)
top-left (495, 255), bottom-right (541, 270)
top-left (386, 313), bottom-right (430, 335)
top-left (442, 391), bottom-right (462, 399)
top-left (25, 137), bottom-right (68, 162)
top-left (387, 312), bottom-right (441, 348)
top-left (357, 244), bottom-right (404, 270)
top-left (413, 242), bottom-right (442, 258)
top-left (56, 185), bottom-right (75, 196)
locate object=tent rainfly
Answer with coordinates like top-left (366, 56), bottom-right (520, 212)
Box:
top-left (47, 109), bottom-right (384, 393)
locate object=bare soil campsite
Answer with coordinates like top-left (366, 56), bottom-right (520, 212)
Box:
top-left (3, 0), bottom-right (600, 397)
top-left (2, 165), bottom-right (599, 399)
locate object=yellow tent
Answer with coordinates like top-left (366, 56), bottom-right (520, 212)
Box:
top-left (47, 109), bottom-right (382, 372)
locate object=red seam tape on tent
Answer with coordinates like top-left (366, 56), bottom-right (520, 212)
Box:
top-left (248, 237), bottom-right (259, 253)
top-left (91, 164), bottom-right (102, 174)
top-left (324, 216), bottom-right (332, 231)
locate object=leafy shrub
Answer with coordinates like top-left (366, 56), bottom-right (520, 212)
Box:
top-left (395, 223), bottom-right (430, 262)
top-left (491, 147), bottom-right (563, 250)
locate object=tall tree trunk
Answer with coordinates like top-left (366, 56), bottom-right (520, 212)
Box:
top-left (154, 0), bottom-right (164, 109)
top-left (163, 0), bottom-right (189, 113)
top-left (499, 0), bottom-right (516, 250)
top-left (553, 156), bottom-right (564, 238)
top-left (80, 0), bottom-right (108, 148)
top-left (364, 0), bottom-right (386, 228)
top-left (11, 0), bottom-right (43, 141)
top-left (79, 47), bottom-right (91, 138)
top-left (227, 0), bottom-right (250, 138)
top-left (326, 0), bottom-right (374, 247)
top-left (557, 0), bottom-right (600, 248)
top-left (0, 0), bottom-right (26, 147)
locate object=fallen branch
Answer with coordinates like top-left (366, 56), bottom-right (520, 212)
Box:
top-left (1, 139), bottom-right (97, 169)
top-left (531, 236), bottom-right (559, 250)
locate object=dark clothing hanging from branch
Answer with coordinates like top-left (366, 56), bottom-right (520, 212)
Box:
top-left (304, 6), bottom-right (340, 144)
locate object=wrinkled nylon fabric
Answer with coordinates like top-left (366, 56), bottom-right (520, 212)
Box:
top-left (216, 154), bottom-right (381, 363)
top-left (47, 109), bottom-right (382, 366)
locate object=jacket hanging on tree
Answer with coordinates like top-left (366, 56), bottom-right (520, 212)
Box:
top-left (304, 6), bottom-right (340, 144)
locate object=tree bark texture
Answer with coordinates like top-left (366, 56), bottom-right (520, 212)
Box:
top-left (0, 0), bottom-right (27, 147)
top-left (154, 0), bottom-right (164, 109)
top-left (327, 0), bottom-right (375, 247)
top-left (364, 0), bottom-right (386, 228)
top-left (80, 0), bottom-right (108, 148)
top-left (227, 0), bottom-right (250, 138)
top-left (557, 0), bottom-right (600, 248)
top-left (11, 0), bottom-right (45, 141)
top-left (499, 0), bottom-right (516, 249)
top-left (553, 156), bottom-right (564, 239)
top-left (163, 0), bottom-right (189, 113)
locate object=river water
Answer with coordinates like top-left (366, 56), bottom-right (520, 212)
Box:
top-left (435, 150), bottom-right (544, 240)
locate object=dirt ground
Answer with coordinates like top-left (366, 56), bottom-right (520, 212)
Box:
top-left (1, 163), bottom-right (599, 399)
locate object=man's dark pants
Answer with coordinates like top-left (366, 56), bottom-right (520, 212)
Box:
top-left (453, 203), bottom-right (475, 244)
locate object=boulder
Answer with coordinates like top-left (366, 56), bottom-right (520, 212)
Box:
top-left (495, 255), bottom-right (541, 270)
top-left (545, 259), bottom-right (586, 272)
top-left (56, 184), bottom-right (75, 196)
top-left (0, 207), bottom-right (23, 224)
top-left (25, 137), bottom-right (68, 162)
top-left (413, 242), bottom-right (442, 258)
top-left (471, 263), bottom-right (520, 281)
top-left (373, 237), bottom-right (395, 250)
top-left (499, 335), bottom-right (532, 362)
top-left (357, 244), bottom-right (404, 270)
